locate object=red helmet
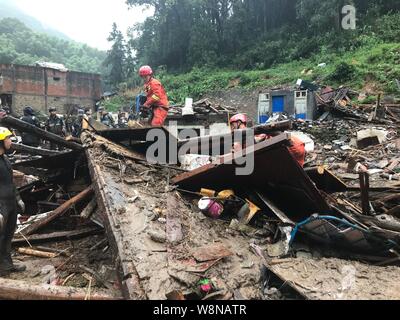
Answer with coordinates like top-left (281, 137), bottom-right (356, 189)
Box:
top-left (230, 113), bottom-right (247, 124)
top-left (139, 65), bottom-right (153, 77)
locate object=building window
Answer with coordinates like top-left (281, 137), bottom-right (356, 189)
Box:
top-left (295, 91), bottom-right (307, 99)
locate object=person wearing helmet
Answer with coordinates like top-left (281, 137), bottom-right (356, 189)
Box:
top-left (229, 113), bottom-right (306, 167)
top-left (229, 113), bottom-right (252, 152)
top-left (72, 109), bottom-right (85, 138)
top-left (118, 110), bottom-right (128, 128)
top-left (45, 107), bottom-right (65, 150)
top-left (81, 107), bottom-right (93, 132)
top-left (99, 107), bottom-right (116, 128)
top-left (229, 113), bottom-right (248, 131)
top-left (138, 65), bottom-right (169, 126)
top-left (0, 127), bottom-right (26, 276)
top-left (20, 106), bottom-right (41, 147)
top-left (84, 107), bottom-right (92, 118)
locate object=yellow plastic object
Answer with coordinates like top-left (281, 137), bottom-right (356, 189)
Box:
top-left (217, 189), bottom-right (235, 200)
top-left (200, 188), bottom-right (216, 197)
top-left (0, 127), bottom-right (12, 141)
top-left (241, 199), bottom-right (261, 225)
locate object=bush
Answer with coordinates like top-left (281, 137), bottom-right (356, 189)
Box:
top-left (327, 62), bottom-right (358, 82)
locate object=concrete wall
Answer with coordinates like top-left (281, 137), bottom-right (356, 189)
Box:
top-left (0, 64), bottom-right (102, 116)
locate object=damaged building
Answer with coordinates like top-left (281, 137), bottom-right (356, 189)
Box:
top-left (0, 63), bottom-right (102, 115)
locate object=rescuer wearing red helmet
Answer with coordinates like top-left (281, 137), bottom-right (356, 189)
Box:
top-left (229, 113), bottom-right (250, 152)
top-left (138, 65), bottom-right (169, 126)
top-left (229, 114), bottom-right (306, 167)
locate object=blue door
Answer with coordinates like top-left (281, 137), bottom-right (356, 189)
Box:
top-left (272, 96), bottom-right (284, 113)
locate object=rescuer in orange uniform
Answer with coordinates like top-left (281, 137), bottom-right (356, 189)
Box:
top-left (139, 65), bottom-right (169, 126)
top-left (229, 114), bottom-right (306, 167)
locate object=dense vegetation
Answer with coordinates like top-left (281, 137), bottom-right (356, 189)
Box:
top-left (0, 18), bottom-right (106, 74)
top-left (103, 0), bottom-right (399, 102)
top-left (125, 0), bottom-right (399, 71)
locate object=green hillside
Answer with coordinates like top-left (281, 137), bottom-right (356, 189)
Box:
top-left (0, 17), bottom-right (106, 74)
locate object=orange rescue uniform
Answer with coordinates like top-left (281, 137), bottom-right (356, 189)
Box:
top-left (255, 134), bottom-right (305, 167)
top-left (143, 78), bottom-right (169, 126)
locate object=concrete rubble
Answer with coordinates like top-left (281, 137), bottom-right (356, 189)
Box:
top-left (2, 91), bottom-right (400, 301)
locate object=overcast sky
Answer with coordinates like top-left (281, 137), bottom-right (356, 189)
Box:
top-left (13, 0), bottom-right (153, 51)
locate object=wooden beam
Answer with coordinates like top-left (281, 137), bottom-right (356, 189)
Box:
top-left (0, 115), bottom-right (83, 150)
top-left (0, 278), bottom-right (121, 300)
top-left (21, 186), bottom-right (94, 236)
top-left (177, 120), bottom-right (293, 156)
top-left (13, 227), bottom-right (103, 245)
top-left (17, 247), bottom-right (58, 258)
top-left (11, 143), bottom-right (61, 157)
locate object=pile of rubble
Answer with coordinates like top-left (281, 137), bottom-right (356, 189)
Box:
top-left (2, 94), bottom-right (400, 300)
top-left (169, 98), bottom-right (238, 116)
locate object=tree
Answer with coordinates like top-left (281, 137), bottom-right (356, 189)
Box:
top-left (123, 0), bottom-right (399, 73)
top-left (103, 23), bottom-right (127, 87)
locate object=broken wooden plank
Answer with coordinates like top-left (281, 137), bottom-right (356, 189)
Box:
top-left (80, 198), bottom-right (97, 219)
top-left (11, 143), bottom-right (61, 157)
top-left (166, 193), bottom-right (184, 245)
top-left (86, 150), bottom-right (146, 300)
top-left (17, 247), bottom-right (58, 258)
top-left (13, 150), bottom-right (81, 172)
top-left (173, 133), bottom-right (330, 218)
top-left (305, 166), bottom-right (347, 193)
top-left (177, 120), bottom-right (293, 155)
top-left (255, 191), bottom-right (295, 225)
top-left (0, 115), bottom-right (83, 150)
top-left (0, 278), bottom-right (121, 300)
top-left (21, 186), bottom-right (94, 236)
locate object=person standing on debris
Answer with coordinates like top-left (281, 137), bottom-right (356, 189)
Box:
top-left (139, 65), bottom-right (169, 126)
top-left (98, 107), bottom-right (116, 128)
top-left (118, 111), bottom-right (128, 128)
top-left (20, 106), bottom-right (41, 147)
top-left (72, 109), bottom-right (85, 138)
top-left (45, 107), bottom-right (65, 150)
top-left (229, 113), bottom-right (306, 167)
top-left (81, 107), bottom-right (93, 132)
top-left (0, 127), bottom-right (26, 276)
top-left (84, 107), bottom-right (92, 119)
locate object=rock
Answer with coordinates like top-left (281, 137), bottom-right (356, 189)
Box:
top-left (148, 230), bottom-right (167, 243)
top-left (296, 250), bottom-right (313, 259)
top-left (40, 265), bottom-right (55, 275)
